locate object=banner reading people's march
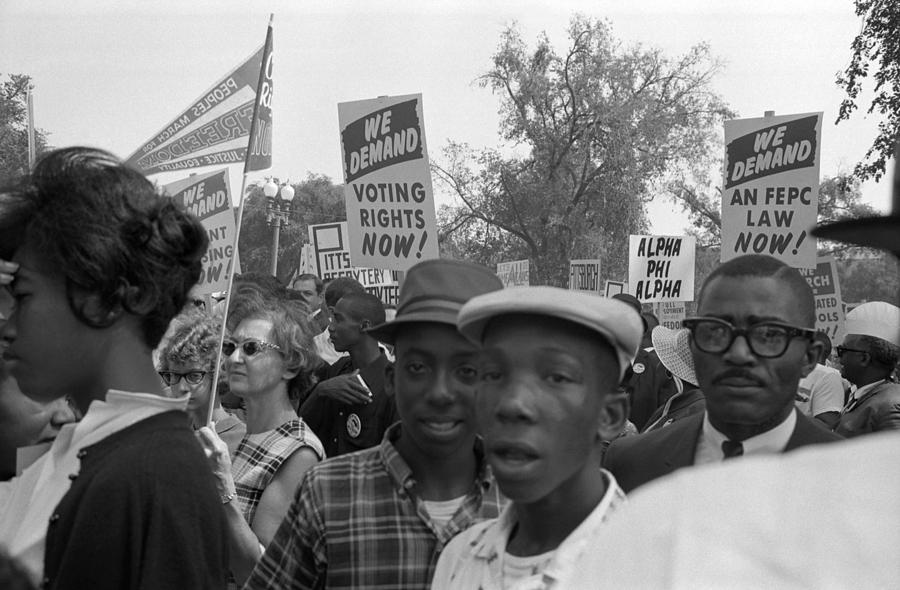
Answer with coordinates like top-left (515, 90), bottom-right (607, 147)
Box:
top-left (628, 235), bottom-right (695, 303)
top-left (163, 169), bottom-right (237, 295)
top-left (721, 112), bottom-right (822, 268)
top-left (338, 94), bottom-right (440, 271)
top-left (569, 259), bottom-right (602, 293)
top-left (126, 47), bottom-right (265, 175)
top-left (497, 260), bottom-right (530, 287)
top-left (308, 222), bottom-right (400, 306)
top-left (797, 256), bottom-right (846, 343)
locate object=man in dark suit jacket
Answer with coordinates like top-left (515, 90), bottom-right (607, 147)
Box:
top-left (605, 254), bottom-right (842, 493)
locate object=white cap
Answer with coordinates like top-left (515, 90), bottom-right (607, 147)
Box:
top-left (844, 301), bottom-right (900, 347)
top-left (457, 286), bottom-right (644, 380)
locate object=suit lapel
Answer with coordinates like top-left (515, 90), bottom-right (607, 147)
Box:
top-left (661, 413), bottom-right (704, 468)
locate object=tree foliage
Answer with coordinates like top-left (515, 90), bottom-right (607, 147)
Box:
top-left (0, 73), bottom-right (50, 185)
top-left (237, 173), bottom-right (346, 283)
top-left (434, 16), bottom-right (732, 286)
top-left (836, 0), bottom-right (900, 181)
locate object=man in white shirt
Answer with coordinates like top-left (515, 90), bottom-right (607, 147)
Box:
top-left (604, 254), bottom-right (841, 493)
top-left (431, 287), bottom-right (643, 589)
top-left (795, 332), bottom-right (845, 429)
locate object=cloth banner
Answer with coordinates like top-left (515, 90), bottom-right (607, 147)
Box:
top-left (125, 46), bottom-right (264, 175)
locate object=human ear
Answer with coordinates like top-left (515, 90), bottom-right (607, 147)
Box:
top-left (596, 389), bottom-right (629, 442)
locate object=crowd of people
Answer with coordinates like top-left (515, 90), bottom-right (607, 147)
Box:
top-left (0, 146), bottom-right (897, 589)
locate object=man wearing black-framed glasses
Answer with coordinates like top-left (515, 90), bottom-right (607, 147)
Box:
top-left (833, 301), bottom-right (900, 437)
top-left (604, 254), bottom-right (841, 493)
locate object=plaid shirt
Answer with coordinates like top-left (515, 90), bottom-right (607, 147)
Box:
top-left (244, 423), bottom-right (504, 590)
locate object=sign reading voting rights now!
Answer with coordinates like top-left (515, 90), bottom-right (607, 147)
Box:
top-left (338, 94), bottom-right (440, 271)
top-left (721, 112), bottom-right (822, 268)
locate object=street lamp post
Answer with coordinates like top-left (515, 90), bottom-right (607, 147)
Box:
top-left (264, 179), bottom-right (295, 276)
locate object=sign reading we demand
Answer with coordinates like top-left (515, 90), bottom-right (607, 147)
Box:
top-left (338, 94), bottom-right (439, 271)
top-left (721, 112), bottom-right (822, 268)
top-left (163, 168), bottom-right (237, 295)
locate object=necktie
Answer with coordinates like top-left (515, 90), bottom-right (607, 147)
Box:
top-left (721, 440), bottom-right (744, 459)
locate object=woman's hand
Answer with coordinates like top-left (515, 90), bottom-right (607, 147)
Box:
top-left (197, 426), bottom-right (237, 503)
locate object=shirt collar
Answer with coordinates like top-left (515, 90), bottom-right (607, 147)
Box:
top-left (470, 470), bottom-right (626, 579)
top-left (702, 409), bottom-right (796, 457)
top-left (379, 423), bottom-right (493, 494)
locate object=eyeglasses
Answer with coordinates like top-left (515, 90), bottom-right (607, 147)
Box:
top-left (682, 317), bottom-right (815, 359)
top-left (836, 345), bottom-right (868, 358)
top-left (159, 371), bottom-right (208, 386)
top-left (222, 338), bottom-right (281, 358)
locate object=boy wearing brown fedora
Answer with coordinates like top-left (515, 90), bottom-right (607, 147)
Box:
top-left (245, 259), bottom-right (505, 590)
top-left (431, 287), bottom-right (643, 589)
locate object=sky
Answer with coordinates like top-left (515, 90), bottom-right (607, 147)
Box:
top-left (0, 0), bottom-right (892, 235)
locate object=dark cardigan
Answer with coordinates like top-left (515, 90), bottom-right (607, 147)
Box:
top-left (42, 410), bottom-right (228, 590)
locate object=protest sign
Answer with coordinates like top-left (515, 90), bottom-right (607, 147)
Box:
top-left (496, 260), bottom-right (530, 287)
top-left (308, 222), bottom-right (400, 306)
top-left (628, 235), bottom-right (695, 303)
top-left (797, 256), bottom-right (846, 343)
top-left (163, 168), bottom-right (237, 295)
top-left (569, 259), bottom-right (602, 293)
top-left (604, 280), bottom-right (627, 297)
top-left (338, 94), bottom-right (439, 271)
top-left (657, 301), bottom-right (686, 330)
top-left (721, 112), bottom-right (822, 268)
top-left (126, 46), bottom-right (265, 175)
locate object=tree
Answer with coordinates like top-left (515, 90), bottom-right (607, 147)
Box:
top-left (836, 0), bottom-right (900, 181)
top-left (433, 16), bottom-right (732, 286)
top-left (237, 173), bottom-right (346, 283)
top-left (0, 73), bottom-right (51, 184)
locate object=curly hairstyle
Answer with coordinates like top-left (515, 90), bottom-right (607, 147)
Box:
top-left (0, 147), bottom-right (207, 348)
top-left (226, 289), bottom-right (322, 401)
top-left (157, 307), bottom-right (222, 371)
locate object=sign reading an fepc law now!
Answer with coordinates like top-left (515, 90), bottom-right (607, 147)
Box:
top-left (338, 94), bottom-right (439, 271)
top-left (308, 222), bottom-right (400, 307)
top-left (162, 168), bottom-right (237, 295)
top-left (721, 112), bottom-right (821, 268)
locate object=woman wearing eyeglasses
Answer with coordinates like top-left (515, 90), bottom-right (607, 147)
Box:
top-left (198, 289), bottom-right (325, 586)
top-left (156, 307), bottom-right (246, 458)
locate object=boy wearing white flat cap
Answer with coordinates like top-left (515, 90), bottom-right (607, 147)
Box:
top-left (431, 287), bottom-right (642, 590)
top-left (834, 301), bottom-right (900, 437)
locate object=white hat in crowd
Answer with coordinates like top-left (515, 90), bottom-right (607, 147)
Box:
top-left (844, 301), bottom-right (900, 347)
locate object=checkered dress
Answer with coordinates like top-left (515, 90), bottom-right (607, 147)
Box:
top-left (232, 418), bottom-right (325, 525)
